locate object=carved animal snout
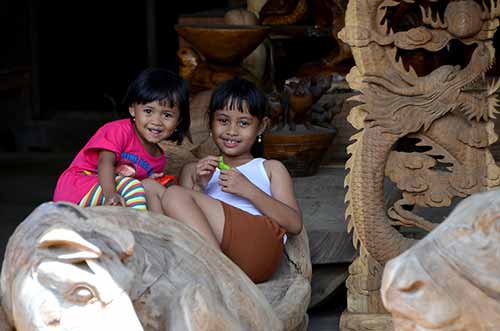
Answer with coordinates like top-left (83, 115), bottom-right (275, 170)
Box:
top-left (381, 253), bottom-right (461, 330)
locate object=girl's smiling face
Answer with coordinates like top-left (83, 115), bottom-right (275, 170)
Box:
top-left (129, 99), bottom-right (180, 153)
top-left (211, 101), bottom-right (267, 160)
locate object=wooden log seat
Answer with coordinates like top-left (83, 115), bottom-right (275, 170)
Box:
top-left (0, 202), bottom-right (311, 331)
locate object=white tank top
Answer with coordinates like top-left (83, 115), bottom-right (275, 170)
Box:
top-left (205, 158), bottom-right (271, 215)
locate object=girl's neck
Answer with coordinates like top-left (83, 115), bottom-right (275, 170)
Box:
top-left (222, 153), bottom-right (254, 168)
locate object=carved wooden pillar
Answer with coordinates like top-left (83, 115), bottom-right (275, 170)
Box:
top-left (338, 0), bottom-right (500, 330)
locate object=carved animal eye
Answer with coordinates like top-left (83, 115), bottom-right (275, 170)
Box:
top-left (68, 285), bottom-right (96, 304)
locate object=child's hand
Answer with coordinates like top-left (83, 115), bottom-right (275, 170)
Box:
top-left (104, 192), bottom-right (126, 207)
top-left (149, 172), bottom-right (164, 179)
top-left (115, 164), bottom-right (136, 177)
top-left (218, 169), bottom-right (255, 197)
top-left (195, 156), bottom-right (219, 188)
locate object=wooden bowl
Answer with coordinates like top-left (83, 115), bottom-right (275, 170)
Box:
top-left (175, 24), bottom-right (270, 64)
top-left (264, 126), bottom-right (337, 177)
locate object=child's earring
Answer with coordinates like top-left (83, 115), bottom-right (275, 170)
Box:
top-left (209, 132), bottom-right (212, 137)
top-left (258, 134), bottom-right (262, 143)
top-left (132, 117), bottom-right (136, 122)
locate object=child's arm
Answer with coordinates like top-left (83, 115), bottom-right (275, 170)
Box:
top-left (179, 156), bottom-right (219, 191)
top-left (179, 162), bottom-right (200, 190)
top-left (98, 150), bottom-right (125, 206)
top-left (218, 160), bottom-right (303, 235)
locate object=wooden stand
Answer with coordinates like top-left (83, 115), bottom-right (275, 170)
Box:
top-left (263, 125), bottom-right (336, 177)
top-left (339, 256), bottom-right (394, 331)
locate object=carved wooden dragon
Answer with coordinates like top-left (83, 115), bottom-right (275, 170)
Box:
top-left (339, 0), bottom-right (500, 267)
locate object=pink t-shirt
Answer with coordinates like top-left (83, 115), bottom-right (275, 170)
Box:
top-left (53, 119), bottom-right (166, 204)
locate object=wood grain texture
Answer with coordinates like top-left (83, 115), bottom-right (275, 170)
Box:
top-left (338, 1), bottom-right (500, 329)
top-left (382, 191), bottom-right (500, 331)
top-left (0, 202), bottom-right (311, 331)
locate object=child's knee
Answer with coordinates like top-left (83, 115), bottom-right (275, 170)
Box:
top-left (161, 185), bottom-right (187, 207)
top-left (141, 178), bottom-right (163, 193)
top-left (163, 185), bottom-right (180, 200)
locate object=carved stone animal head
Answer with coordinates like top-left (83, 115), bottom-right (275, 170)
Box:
top-left (1, 203), bottom-right (142, 331)
top-left (381, 190), bottom-right (500, 331)
top-left (1, 202), bottom-right (287, 331)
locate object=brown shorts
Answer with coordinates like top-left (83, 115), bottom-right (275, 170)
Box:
top-left (220, 201), bottom-right (286, 283)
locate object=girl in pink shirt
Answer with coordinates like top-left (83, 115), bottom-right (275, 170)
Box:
top-left (53, 68), bottom-right (190, 210)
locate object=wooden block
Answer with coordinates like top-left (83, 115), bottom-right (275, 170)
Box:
top-left (294, 166), bottom-right (356, 264)
top-left (304, 219), bottom-right (356, 265)
top-left (339, 312), bottom-right (394, 331)
top-left (346, 257), bottom-right (387, 314)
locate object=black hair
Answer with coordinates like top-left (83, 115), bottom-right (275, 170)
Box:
top-left (208, 77), bottom-right (268, 157)
top-left (122, 67), bottom-right (190, 144)
top-left (208, 77), bottom-right (268, 125)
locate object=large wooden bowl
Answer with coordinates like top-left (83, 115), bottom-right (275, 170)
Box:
top-left (264, 126), bottom-right (337, 177)
top-left (175, 24), bottom-right (270, 64)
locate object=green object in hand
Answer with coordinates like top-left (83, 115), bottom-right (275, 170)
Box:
top-left (218, 156), bottom-right (231, 170)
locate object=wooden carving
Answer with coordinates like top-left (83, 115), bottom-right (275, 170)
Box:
top-left (0, 202), bottom-right (311, 331)
top-left (268, 90), bottom-right (287, 130)
top-left (177, 46), bottom-right (250, 93)
top-left (224, 9), bottom-right (270, 86)
top-left (247, 0), bottom-right (270, 18)
top-left (381, 190), bottom-right (500, 331)
top-left (338, 0), bottom-right (500, 329)
top-left (318, 0), bottom-right (352, 68)
top-left (256, 0), bottom-right (352, 69)
top-left (175, 24), bottom-right (269, 93)
top-left (283, 74), bottom-right (333, 130)
top-left (259, 0), bottom-right (309, 25)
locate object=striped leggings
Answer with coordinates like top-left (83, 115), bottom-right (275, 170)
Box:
top-left (79, 176), bottom-right (147, 210)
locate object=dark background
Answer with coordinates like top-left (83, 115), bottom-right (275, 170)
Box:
top-left (1, 0), bottom-right (229, 117)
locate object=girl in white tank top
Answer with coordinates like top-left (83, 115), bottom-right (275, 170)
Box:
top-left (159, 77), bottom-right (303, 282)
top-left (204, 158), bottom-right (271, 216)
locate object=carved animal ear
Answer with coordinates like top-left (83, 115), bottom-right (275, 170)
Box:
top-left (38, 227), bottom-right (102, 261)
top-left (90, 218), bottom-right (135, 259)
